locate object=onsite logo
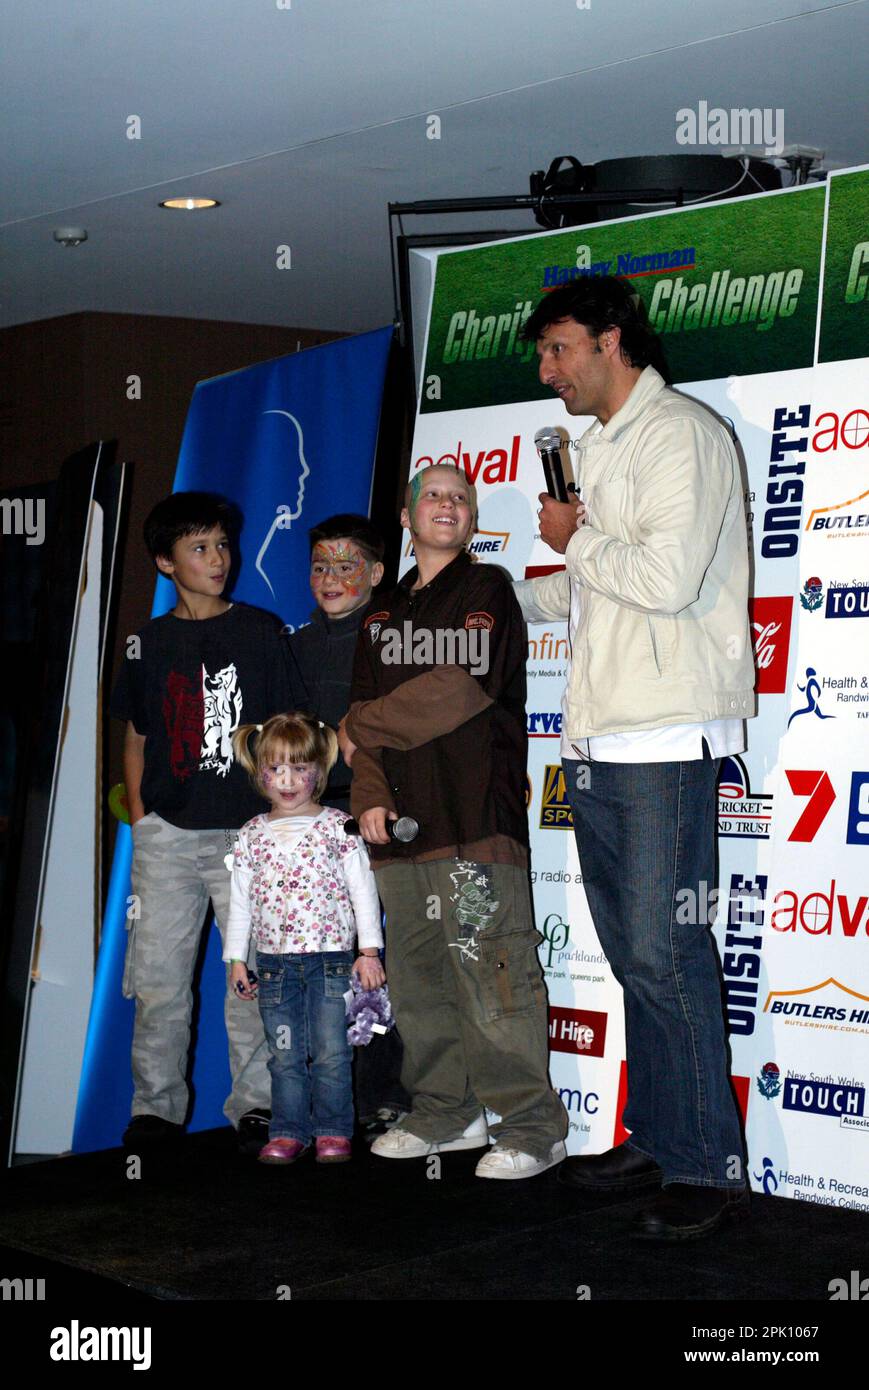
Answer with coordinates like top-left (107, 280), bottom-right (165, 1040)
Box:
top-left (548, 1006), bottom-right (607, 1057)
top-left (800, 576), bottom-right (824, 611)
top-left (717, 755), bottom-right (773, 839)
top-left (539, 764), bottom-right (574, 830)
top-left (757, 1062), bottom-right (782, 1100)
top-left (763, 977), bottom-right (869, 1032)
top-left (782, 1077), bottom-right (866, 1120)
top-left (750, 596), bottom-right (793, 694)
top-left (784, 769), bottom-right (836, 842)
top-left (805, 486), bottom-right (869, 537)
top-left (826, 583), bottom-right (869, 619)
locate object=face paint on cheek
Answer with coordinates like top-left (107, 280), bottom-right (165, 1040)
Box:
top-left (408, 472), bottom-right (425, 526)
top-left (311, 544), bottom-right (368, 595)
top-left (299, 770), bottom-right (318, 796)
top-left (261, 769), bottom-right (273, 789)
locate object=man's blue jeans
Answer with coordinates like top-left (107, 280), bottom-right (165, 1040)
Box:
top-left (255, 951), bottom-right (355, 1145)
top-left (562, 755), bottom-right (745, 1189)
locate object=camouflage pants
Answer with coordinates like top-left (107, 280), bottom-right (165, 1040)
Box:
top-left (125, 813), bottom-right (271, 1127)
top-left (375, 859), bottom-right (567, 1161)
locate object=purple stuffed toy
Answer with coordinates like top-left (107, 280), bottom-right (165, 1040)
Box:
top-left (346, 970), bottom-right (395, 1046)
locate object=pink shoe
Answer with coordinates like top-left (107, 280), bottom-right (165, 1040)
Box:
top-left (258, 1137), bottom-right (307, 1165)
top-left (315, 1136), bottom-right (352, 1164)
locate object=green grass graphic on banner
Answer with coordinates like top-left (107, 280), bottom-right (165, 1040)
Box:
top-left (819, 168), bottom-right (869, 364)
top-left (421, 185), bottom-right (825, 412)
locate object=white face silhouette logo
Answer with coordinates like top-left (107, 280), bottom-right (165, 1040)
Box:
top-left (254, 409), bottom-right (311, 598)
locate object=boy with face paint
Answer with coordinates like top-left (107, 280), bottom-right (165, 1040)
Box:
top-left (286, 514), bottom-right (411, 1133)
top-left (339, 466), bottom-right (568, 1178)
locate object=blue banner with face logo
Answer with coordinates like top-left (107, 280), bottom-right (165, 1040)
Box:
top-left (73, 327), bottom-right (393, 1153)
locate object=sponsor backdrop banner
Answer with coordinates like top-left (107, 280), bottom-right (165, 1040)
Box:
top-left (407, 168), bottom-right (869, 1206)
top-left (73, 328), bottom-right (393, 1153)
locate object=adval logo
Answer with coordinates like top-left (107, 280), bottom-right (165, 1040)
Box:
top-left (254, 410), bottom-right (310, 598)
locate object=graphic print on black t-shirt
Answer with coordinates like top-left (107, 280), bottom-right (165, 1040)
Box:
top-left (111, 604), bottom-right (294, 829)
top-left (162, 662), bottom-right (242, 781)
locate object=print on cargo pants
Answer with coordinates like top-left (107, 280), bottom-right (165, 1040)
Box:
top-left (447, 861), bottom-right (499, 963)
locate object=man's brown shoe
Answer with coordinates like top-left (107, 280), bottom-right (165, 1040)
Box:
top-left (557, 1143), bottom-right (662, 1192)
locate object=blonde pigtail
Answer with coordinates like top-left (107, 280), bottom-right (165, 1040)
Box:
top-left (232, 723), bottom-right (262, 786)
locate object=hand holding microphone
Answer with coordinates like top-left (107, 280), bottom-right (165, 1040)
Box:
top-left (344, 811), bottom-right (420, 846)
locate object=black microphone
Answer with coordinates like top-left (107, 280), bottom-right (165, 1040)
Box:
top-left (535, 427), bottom-right (570, 502)
top-left (344, 815), bottom-right (420, 844)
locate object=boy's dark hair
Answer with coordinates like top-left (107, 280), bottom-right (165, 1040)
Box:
top-left (308, 513), bottom-right (385, 564)
top-left (143, 492), bottom-right (240, 561)
top-left (520, 276), bottom-right (661, 371)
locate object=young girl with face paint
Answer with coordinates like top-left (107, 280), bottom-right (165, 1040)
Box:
top-left (224, 712), bottom-right (384, 1163)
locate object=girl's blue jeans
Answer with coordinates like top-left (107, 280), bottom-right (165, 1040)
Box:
top-left (255, 950), bottom-right (354, 1144)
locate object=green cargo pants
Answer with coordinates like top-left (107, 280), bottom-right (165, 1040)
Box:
top-left (376, 858), bottom-right (567, 1161)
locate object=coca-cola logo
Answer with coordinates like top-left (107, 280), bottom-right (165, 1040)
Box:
top-left (750, 596), bottom-right (793, 694)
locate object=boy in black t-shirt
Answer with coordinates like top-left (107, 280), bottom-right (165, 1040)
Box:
top-left (111, 492), bottom-right (294, 1154)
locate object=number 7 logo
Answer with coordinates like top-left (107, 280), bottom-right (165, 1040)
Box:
top-left (785, 770), bottom-right (836, 842)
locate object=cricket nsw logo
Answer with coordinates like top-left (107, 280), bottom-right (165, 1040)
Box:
top-left (254, 410), bottom-right (311, 598)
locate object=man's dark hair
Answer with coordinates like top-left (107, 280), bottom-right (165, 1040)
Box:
top-left (143, 492), bottom-right (240, 561)
top-left (309, 513), bottom-right (385, 564)
top-left (520, 275), bottom-right (663, 371)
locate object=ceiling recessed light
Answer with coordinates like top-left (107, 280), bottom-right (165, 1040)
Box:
top-left (160, 197), bottom-right (220, 211)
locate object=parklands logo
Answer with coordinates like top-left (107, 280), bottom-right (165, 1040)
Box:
top-left (541, 242), bottom-right (696, 290)
top-left (764, 977), bottom-right (869, 1035)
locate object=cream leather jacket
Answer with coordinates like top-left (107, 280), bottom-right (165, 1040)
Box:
top-left (515, 367), bottom-right (756, 740)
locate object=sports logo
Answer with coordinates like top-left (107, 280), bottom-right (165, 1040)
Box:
top-left (750, 596), bottom-right (793, 694)
top-left (782, 1078), bottom-right (866, 1120)
top-left (800, 575), bottom-right (823, 611)
top-left (826, 583), bottom-right (869, 619)
top-left (465, 611), bottom-right (494, 631)
top-left (757, 1062), bottom-right (782, 1100)
top-left (540, 764), bottom-right (574, 830)
top-left (717, 755), bottom-right (773, 839)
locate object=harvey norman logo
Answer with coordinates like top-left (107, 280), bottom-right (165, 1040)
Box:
top-left (542, 243), bottom-right (696, 289)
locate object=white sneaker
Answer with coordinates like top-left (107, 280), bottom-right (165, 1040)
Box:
top-left (475, 1140), bottom-right (567, 1180)
top-left (371, 1113), bottom-right (489, 1159)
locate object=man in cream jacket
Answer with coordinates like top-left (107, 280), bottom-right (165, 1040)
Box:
top-left (514, 277), bottom-right (756, 1242)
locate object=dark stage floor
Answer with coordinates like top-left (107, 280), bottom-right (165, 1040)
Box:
top-left (1, 1128), bottom-right (867, 1305)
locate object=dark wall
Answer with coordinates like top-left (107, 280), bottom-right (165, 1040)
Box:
top-left (0, 311), bottom-right (345, 809)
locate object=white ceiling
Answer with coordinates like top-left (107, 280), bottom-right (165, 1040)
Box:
top-left (2, 0), bottom-right (867, 333)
